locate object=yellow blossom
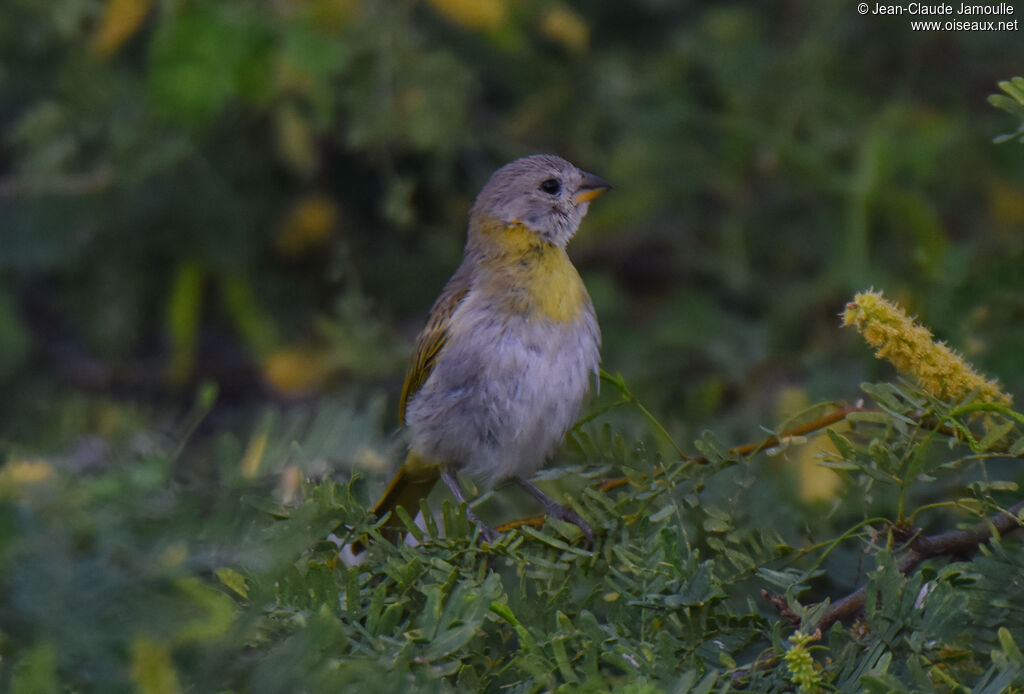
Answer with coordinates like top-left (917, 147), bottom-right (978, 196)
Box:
top-left (426, 0), bottom-right (505, 31)
top-left (262, 344), bottom-right (333, 396)
top-left (0, 459), bottom-right (55, 496)
top-left (91, 0), bottom-right (154, 58)
top-left (1, 459), bottom-right (53, 484)
top-left (785, 631), bottom-right (822, 693)
top-left (275, 193), bottom-right (337, 256)
top-left (540, 5), bottom-right (589, 53)
top-left (841, 290), bottom-right (1010, 405)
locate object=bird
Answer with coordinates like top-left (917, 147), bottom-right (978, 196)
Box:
top-left (359, 154), bottom-right (610, 549)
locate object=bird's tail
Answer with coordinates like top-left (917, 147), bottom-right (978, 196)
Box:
top-left (353, 453), bottom-right (439, 552)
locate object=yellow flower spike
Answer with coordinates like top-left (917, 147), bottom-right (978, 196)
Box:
top-left (785, 631), bottom-right (822, 693)
top-left (426, 0), bottom-right (505, 31)
top-left (842, 290), bottom-right (1011, 405)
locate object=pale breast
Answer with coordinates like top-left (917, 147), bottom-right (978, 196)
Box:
top-left (403, 290), bottom-right (600, 487)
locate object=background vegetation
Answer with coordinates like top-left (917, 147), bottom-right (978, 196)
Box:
top-left (2, 0), bottom-right (1024, 691)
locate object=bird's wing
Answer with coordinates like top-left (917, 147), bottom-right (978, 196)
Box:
top-left (398, 264), bottom-right (472, 424)
top-left (352, 270), bottom-right (470, 553)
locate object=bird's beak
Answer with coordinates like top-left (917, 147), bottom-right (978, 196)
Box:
top-left (575, 171), bottom-right (612, 204)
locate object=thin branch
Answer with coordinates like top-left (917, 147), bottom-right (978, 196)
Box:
top-left (508, 400), bottom-right (1019, 544)
top-left (726, 403), bottom-right (870, 459)
top-left (762, 589), bottom-right (801, 626)
top-left (0, 166), bottom-right (114, 197)
top-left (598, 403), bottom-right (872, 492)
top-left (598, 370), bottom-right (687, 459)
top-left (816, 498), bottom-right (1024, 631)
top-left (495, 514), bottom-right (546, 533)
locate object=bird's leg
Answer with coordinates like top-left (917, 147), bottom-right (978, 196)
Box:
top-left (514, 477), bottom-right (594, 545)
top-left (440, 467), bottom-right (500, 543)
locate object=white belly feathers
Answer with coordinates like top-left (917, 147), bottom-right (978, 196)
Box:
top-left (403, 293), bottom-right (600, 487)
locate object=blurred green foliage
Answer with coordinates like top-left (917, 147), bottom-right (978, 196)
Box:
top-left (3, 378), bottom-right (1024, 691)
top-left (2, 0), bottom-right (1024, 435)
top-left (991, 76), bottom-right (1024, 143)
top-left (2, 0), bottom-right (1024, 690)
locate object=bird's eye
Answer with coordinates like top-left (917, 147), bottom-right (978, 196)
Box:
top-left (539, 178), bottom-right (561, 195)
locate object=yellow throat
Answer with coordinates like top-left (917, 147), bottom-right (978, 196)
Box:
top-left (473, 219), bottom-right (588, 323)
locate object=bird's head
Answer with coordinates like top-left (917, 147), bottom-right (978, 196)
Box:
top-left (469, 154), bottom-right (611, 249)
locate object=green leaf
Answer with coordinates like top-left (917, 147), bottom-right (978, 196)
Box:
top-left (214, 568), bottom-right (249, 599)
top-left (973, 661), bottom-right (1022, 694)
top-left (975, 421), bottom-right (1015, 453)
top-left (148, 5), bottom-right (273, 130)
top-left (861, 673), bottom-right (910, 693)
top-left (702, 517), bottom-right (730, 533)
top-left (757, 567), bottom-right (803, 590)
top-left (221, 274), bottom-right (278, 357)
top-left (991, 78), bottom-right (1024, 143)
top-left (648, 505), bottom-right (675, 523)
top-left (968, 480), bottom-right (1018, 495)
top-left (860, 382), bottom-right (909, 413)
top-left (10, 643), bottom-right (59, 694)
top-left (365, 583), bottom-right (388, 636)
top-left (826, 427), bottom-right (860, 461)
top-left (490, 601), bottom-right (539, 653)
top-left (670, 670), bottom-right (697, 693)
top-left (693, 430), bottom-right (731, 464)
top-left (424, 573), bottom-right (504, 661)
top-left (860, 461), bottom-right (900, 486)
top-left (675, 561), bottom-right (725, 606)
top-left (394, 504), bottom-right (425, 544)
top-left (988, 94), bottom-right (1024, 121)
top-left (165, 259), bottom-right (205, 382)
top-left (0, 289), bottom-right (30, 381)
top-left (691, 670), bottom-right (719, 694)
top-left (130, 638), bottom-right (182, 694)
top-left (174, 577), bottom-right (237, 643)
top-left (992, 127), bottom-right (1024, 145)
top-left (1007, 435), bottom-right (1024, 457)
top-left (997, 627), bottom-right (1023, 665)
top-left (998, 76), bottom-right (1024, 103)
top-left (847, 411), bottom-right (894, 425)
top-left (551, 632), bottom-right (579, 683)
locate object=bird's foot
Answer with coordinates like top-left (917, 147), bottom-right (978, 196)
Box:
top-left (545, 501), bottom-right (594, 545)
top-left (466, 511), bottom-right (501, 544)
top-left (441, 467), bottom-right (501, 544)
top-left (514, 476), bottom-right (594, 546)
